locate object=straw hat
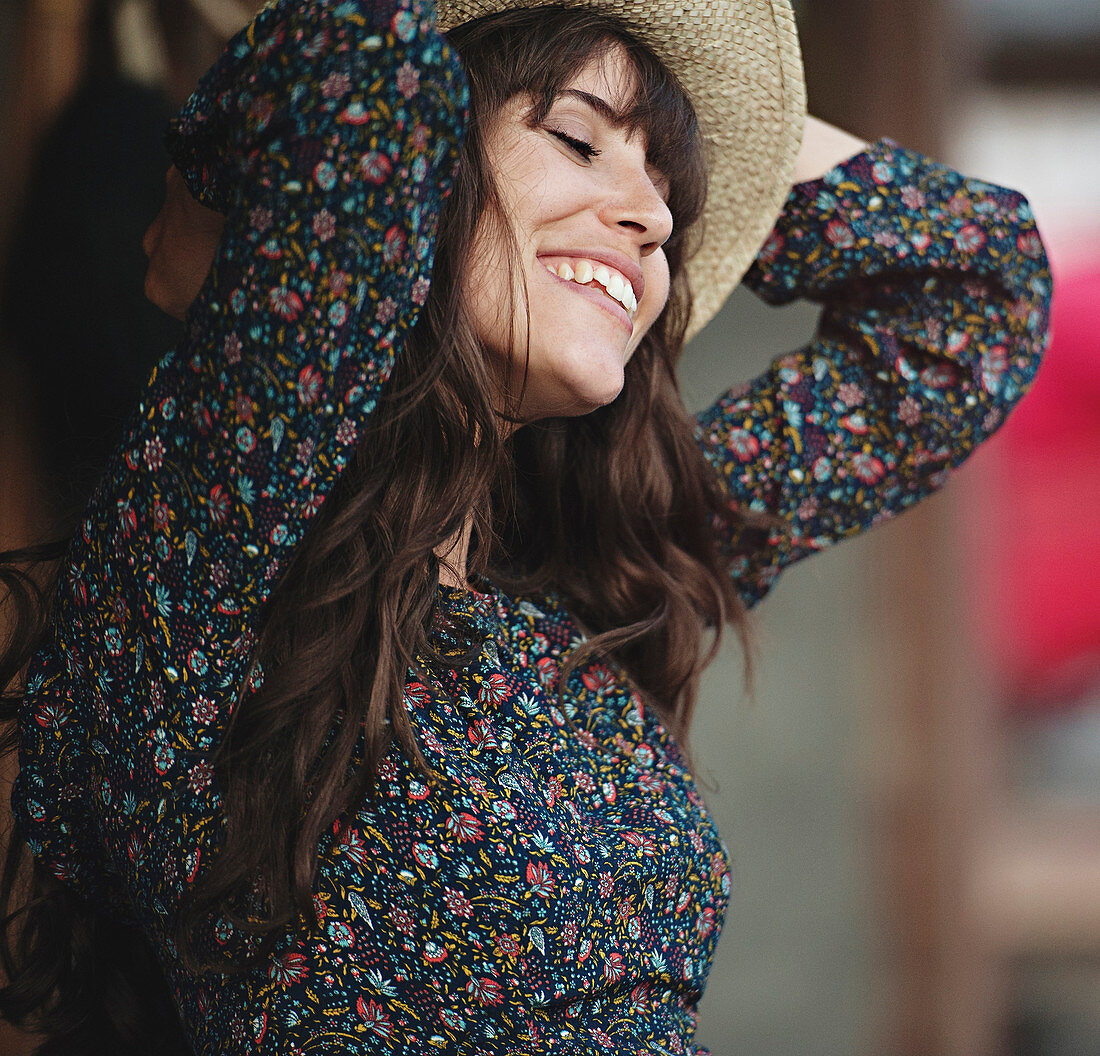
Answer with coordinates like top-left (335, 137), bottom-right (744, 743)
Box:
top-left (438, 0), bottom-right (806, 342)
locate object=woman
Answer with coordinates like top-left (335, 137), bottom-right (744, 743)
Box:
top-left (0, 0), bottom-right (1050, 1052)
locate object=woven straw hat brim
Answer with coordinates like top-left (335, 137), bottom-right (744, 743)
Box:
top-left (437, 0), bottom-right (806, 342)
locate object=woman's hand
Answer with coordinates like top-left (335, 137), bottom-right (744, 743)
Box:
top-left (793, 115), bottom-right (868, 184)
top-left (142, 167), bottom-right (226, 321)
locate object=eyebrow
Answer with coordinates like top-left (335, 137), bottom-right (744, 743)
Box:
top-left (556, 88), bottom-right (627, 125)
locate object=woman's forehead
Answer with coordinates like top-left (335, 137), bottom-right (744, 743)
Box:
top-left (558, 44), bottom-right (641, 112)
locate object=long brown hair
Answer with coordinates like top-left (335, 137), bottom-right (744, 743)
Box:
top-left (1, 7), bottom-right (750, 1049)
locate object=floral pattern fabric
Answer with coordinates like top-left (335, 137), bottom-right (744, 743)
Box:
top-left (11, 0), bottom-right (1051, 1052)
top-left (703, 143), bottom-right (1051, 606)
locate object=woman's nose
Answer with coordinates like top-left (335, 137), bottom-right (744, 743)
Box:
top-left (599, 161), bottom-right (673, 252)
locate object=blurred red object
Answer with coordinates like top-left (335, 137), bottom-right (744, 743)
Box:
top-left (971, 265), bottom-right (1100, 711)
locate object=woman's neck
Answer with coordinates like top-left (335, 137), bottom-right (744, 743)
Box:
top-left (435, 514), bottom-right (474, 590)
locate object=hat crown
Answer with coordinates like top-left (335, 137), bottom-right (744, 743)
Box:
top-left (437, 0), bottom-right (806, 341)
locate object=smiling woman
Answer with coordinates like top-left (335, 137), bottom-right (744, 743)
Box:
top-left (0, 0), bottom-right (1051, 1053)
top-left (462, 32), bottom-right (680, 416)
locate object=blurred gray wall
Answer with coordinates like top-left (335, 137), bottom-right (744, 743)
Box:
top-left (681, 290), bottom-right (879, 1056)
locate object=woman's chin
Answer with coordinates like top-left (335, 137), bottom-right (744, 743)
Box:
top-left (526, 366), bottom-right (625, 419)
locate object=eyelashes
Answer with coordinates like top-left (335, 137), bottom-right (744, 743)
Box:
top-left (546, 128), bottom-right (601, 161)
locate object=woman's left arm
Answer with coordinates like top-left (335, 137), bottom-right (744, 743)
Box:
top-left (695, 134), bottom-right (1052, 608)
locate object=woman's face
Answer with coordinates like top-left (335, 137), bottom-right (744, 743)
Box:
top-left (469, 46), bottom-right (674, 421)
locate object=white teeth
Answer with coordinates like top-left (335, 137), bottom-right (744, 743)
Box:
top-left (545, 258), bottom-right (637, 316)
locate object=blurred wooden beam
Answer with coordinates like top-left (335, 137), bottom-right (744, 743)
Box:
top-left (797, 4), bottom-right (1010, 1056)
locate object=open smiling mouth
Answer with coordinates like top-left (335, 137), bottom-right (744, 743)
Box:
top-left (542, 258), bottom-right (638, 316)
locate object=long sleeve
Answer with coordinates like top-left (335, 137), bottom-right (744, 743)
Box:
top-left (13, 0), bottom-right (465, 950)
top-left (695, 140), bottom-right (1052, 608)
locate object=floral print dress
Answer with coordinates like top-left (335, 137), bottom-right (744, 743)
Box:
top-left (11, 0), bottom-right (1051, 1052)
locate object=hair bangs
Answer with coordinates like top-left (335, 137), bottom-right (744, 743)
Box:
top-left (447, 5), bottom-right (707, 250)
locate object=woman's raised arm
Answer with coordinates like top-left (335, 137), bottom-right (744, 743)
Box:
top-left (695, 138), bottom-right (1052, 607)
top-left (13, 0), bottom-right (465, 957)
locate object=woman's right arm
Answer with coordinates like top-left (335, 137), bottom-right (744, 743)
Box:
top-left (12, 0), bottom-right (465, 939)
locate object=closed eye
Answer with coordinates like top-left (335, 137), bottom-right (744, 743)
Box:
top-left (547, 128), bottom-right (601, 161)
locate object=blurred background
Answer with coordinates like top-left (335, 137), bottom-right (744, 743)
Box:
top-left (0, 0), bottom-right (1097, 1054)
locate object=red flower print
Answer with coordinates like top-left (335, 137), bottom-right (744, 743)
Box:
top-left (395, 60), bottom-right (419, 99)
top-left (946, 192), bottom-right (970, 216)
top-left (494, 933), bottom-right (522, 958)
top-left (446, 812), bottom-right (483, 843)
top-left (381, 225), bottom-right (406, 266)
top-left (444, 887), bottom-right (473, 919)
top-left (355, 997), bottom-right (393, 1037)
top-left (622, 831), bottom-right (657, 857)
top-left (268, 948), bottom-right (309, 988)
top-left (840, 413), bottom-right (868, 435)
top-left (359, 151), bottom-right (393, 184)
top-left (467, 718), bottom-right (500, 750)
top-left (335, 418), bottom-right (357, 446)
top-left (376, 296), bottom-right (397, 324)
top-left (581, 664), bottom-right (615, 694)
top-left (404, 682), bottom-right (431, 710)
top-left (536, 656), bottom-right (559, 690)
top-left (1017, 230), bottom-right (1044, 259)
top-left (954, 223), bottom-right (986, 254)
top-left (825, 219), bottom-right (855, 248)
top-left (297, 365), bottom-right (323, 405)
top-left (187, 761), bottom-right (214, 795)
top-left (758, 230), bottom-right (784, 264)
top-left (478, 673), bottom-right (510, 707)
top-left (526, 861), bottom-right (554, 899)
top-left (850, 452), bottom-right (885, 485)
top-left (982, 345), bottom-right (1009, 393)
top-left (269, 286), bottom-right (303, 321)
top-left (871, 160), bottom-right (894, 184)
top-left (340, 100), bottom-right (373, 125)
top-left (726, 427), bottom-right (760, 463)
top-left (35, 702), bottom-right (68, 728)
top-left (339, 828), bottom-right (370, 868)
top-left (603, 951), bottom-right (625, 983)
top-left (389, 907), bottom-right (415, 935)
top-left (207, 484), bottom-right (230, 524)
top-left (152, 500), bottom-right (172, 532)
top-left (920, 362), bottom-right (958, 389)
top-left (466, 977), bottom-right (504, 1007)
